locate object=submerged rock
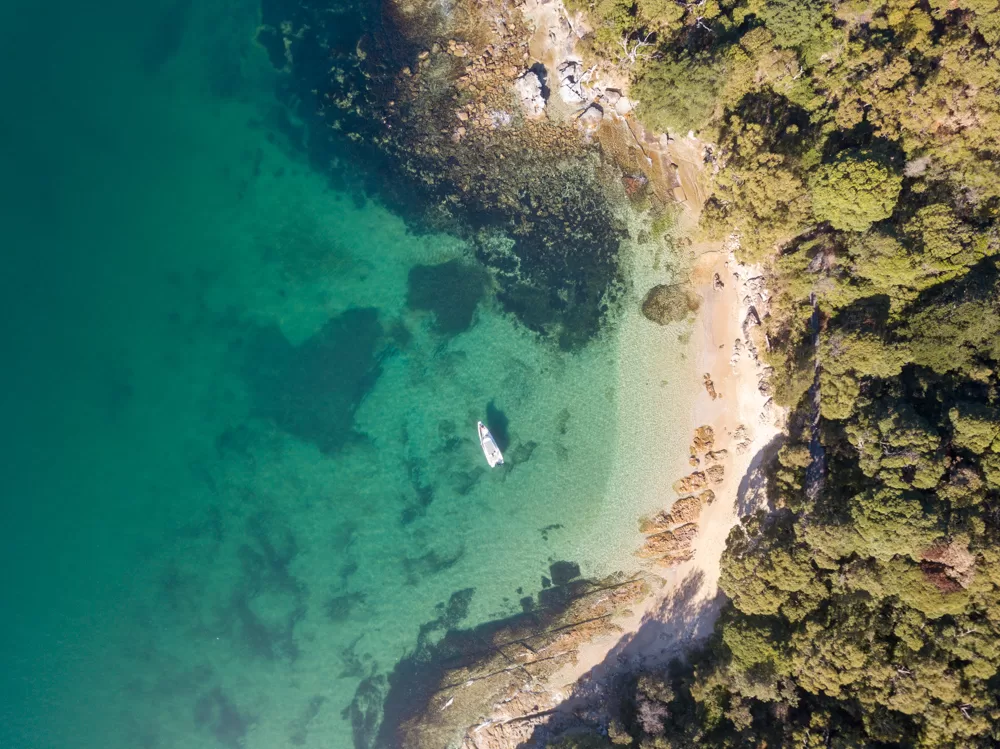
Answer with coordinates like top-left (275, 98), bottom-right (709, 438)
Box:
top-left (641, 283), bottom-right (701, 325)
top-left (258, 0), bottom-right (628, 351)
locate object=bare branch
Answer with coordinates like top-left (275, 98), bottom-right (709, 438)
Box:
top-left (616, 31), bottom-right (655, 68)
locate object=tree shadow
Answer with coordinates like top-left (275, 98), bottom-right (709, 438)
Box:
top-left (736, 434), bottom-right (785, 518)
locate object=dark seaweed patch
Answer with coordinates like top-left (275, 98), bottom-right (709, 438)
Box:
top-left (244, 307), bottom-right (384, 454)
top-left (436, 419), bottom-right (463, 453)
top-left (555, 407), bottom-right (571, 435)
top-left (326, 591), bottom-right (366, 621)
top-left (339, 634), bottom-right (375, 679)
top-left (194, 688), bottom-right (253, 749)
top-left (539, 523), bottom-right (564, 541)
top-left (549, 560), bottom-right (581, 586)
top-left (507, 440), bottom-right (538, 464)
top-left (141, 0), bottom-right (192, 72)
top-left (244, 512), bottom-right (301, 593)
top-left (229, 513), bottom-right (307, 660)
top-left (450, 467), bottom-right (485, 496)
top-left (399, 457), bottom-right (437, 524)
top-left (406, 259), bottom-right (489, 335)
top-left (340, 559), bottom-right (359, 583)
top-left (343, 674), bottom-right (388, 749)
top-left (438, 588), bottom-right (475, 629)
top-left (401, 547), bottom-right (464, 585)
top-left (289, 695), bottom-right (326, 746)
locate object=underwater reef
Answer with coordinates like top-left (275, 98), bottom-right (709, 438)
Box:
top-left (257, 0), bottom-right (631, 348)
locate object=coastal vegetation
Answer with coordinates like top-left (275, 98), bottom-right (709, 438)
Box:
top-left (557, 0), bottom-right (1000, 745)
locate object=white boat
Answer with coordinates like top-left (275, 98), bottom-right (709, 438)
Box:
top-left (478, 421), bottom-right (504, 467)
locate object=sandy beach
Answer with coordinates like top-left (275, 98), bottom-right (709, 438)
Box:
top-left (454, 181), bottom-right (784, 749)
top-left (445, 5), bottom-right (784, 738)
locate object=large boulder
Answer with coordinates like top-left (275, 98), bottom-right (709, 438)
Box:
top-left (641, 283), bottom-right (701, 325)
top-left (514, 71), bottom-right (545, 118)
top-left (557, 60), bottom-right (585, 104)
top-left (577, 103), bottom-right (604, 133)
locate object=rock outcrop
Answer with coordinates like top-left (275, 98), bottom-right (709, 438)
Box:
top-left (556, 60), bottom-right (585, 104)
top-left (703, 373), bottom-right (718, 399)
top-left (375, 570), bottom-right (649, 749)
top-left (691, 425), bottom-right (714, 453)
top-left (636, 419), bottom-right (732, 568)
top-left (638, 523), bottom-right (699, 558)
top-left (673, 471), bottom-right (707, 495)
top-left (577, 103), bottom-right (604, 134)
top-left (706, 464), bottom-right (725, 485)
top-left (514, 70), bottom-right (545, 118)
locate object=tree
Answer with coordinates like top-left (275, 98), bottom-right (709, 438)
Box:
top-left (809, 151), bottom-right (902, 232)
top-left (633, 53), bottom-right (726, 135)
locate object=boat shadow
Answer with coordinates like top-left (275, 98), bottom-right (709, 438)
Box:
top-left (486, 399), bottom-right (511, 452)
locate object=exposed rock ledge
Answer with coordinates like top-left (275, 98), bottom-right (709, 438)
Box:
top-left (368, 570), bottom-right (650, 749)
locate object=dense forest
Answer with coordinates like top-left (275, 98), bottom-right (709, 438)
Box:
top-left (553, 0), bottom-right (1000, 746)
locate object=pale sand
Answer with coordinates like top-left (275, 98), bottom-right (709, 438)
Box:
top-left (546, 243), bottom-right (782, 687)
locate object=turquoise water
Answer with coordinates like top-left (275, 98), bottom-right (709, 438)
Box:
top-left (0, 0), bottom-right (693, 747)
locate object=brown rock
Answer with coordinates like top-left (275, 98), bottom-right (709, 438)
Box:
top-left (704, 449), bottom-right (728, 465)
top-left (637, 523), bottom-right (699, 558)
top-left (692, 425), bottom-right (715, 453)
top-left (758, 376), bottom-right (772, 397)
top-left (698, 489), bottom-right (716, 505)
top-left (638, 511), bottom-right (672, 534)
top-left (668, 496), bottom-right (702, 524)
top-left (735, 424), bottom-right (753, 455)
top-left (652, 549), bottom-right (695, 567)
top-left (706, 464), bottom-right (725, 485)
top-left (703, 373), bottom-right (718, 400)
top-left (673, 472), bottom-right (707, 495)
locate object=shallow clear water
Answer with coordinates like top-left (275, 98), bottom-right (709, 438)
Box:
top-left (0, 0), bottom-right (694, 747)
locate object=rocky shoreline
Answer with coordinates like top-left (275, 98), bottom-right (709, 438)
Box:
top-left (355, 568), bottom-right (652, 749)
top-left (258, 0), bottom-right (685, 348)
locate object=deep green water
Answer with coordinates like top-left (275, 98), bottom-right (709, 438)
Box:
top-left (0, 0), bottom-right (694, 747)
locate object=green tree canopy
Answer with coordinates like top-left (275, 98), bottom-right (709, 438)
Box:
top-left (808, 151), bottom-right (902, 232)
